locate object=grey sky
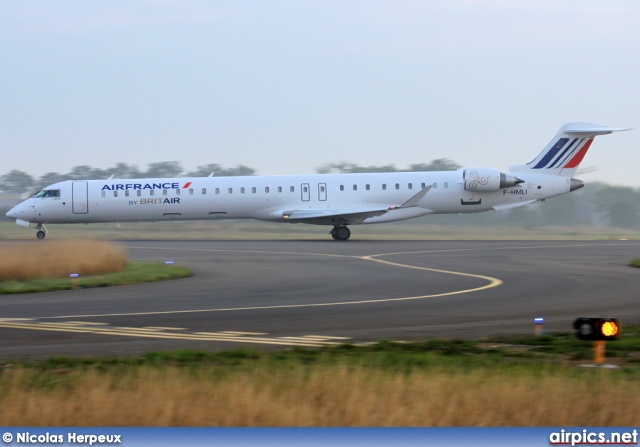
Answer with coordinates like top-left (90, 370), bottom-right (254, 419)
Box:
top-left (1, 1), bottom-right (638, 185)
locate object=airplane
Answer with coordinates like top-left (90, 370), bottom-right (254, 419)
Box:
top-left (5, 122), bottom-right (630, 241)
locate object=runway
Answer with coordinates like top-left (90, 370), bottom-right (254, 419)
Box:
top-left (1, 239), bottom-right (639, 359)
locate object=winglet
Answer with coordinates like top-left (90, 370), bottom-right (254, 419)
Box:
top-left (398, 185), bottom-right (432, 209)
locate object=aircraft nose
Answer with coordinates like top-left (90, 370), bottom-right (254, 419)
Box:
top-left (6, 203), bottom-right (28, 220)
top-left (6, 205), bottom-right (19, 220)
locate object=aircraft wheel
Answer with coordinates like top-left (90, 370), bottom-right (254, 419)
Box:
top-left (36, 230), bottom-right (46, 240)
top-left (334, 226), bottom-right (351, 241)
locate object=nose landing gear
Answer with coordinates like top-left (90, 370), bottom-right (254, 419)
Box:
top-left (330, 226), bottom-right (351, 241)
top-left (35, 224), bottom-right (48, 239)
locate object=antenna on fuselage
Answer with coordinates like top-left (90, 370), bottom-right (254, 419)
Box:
top-left (208, 172), bottom-right (215, 177)
top-left (107, 175), bottom-right (114, 180)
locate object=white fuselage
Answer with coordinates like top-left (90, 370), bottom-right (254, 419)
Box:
top-left (7, 170), bottom-right (571, 226)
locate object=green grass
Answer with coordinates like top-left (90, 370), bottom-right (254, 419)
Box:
top-left (0, 262), bottom-right (191, 294)
top-left (9, 327), bottom-right (640, 375)
top-left (629, 259), bottom-right (640, 268)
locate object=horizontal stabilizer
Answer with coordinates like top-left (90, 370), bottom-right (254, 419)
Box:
top-left (561, 123), bottom-right (632, 136)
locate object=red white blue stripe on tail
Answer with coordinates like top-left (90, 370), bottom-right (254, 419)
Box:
top-left (509, 122), bottom-right (631, 177)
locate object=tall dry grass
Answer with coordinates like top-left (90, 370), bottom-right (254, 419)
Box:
top-left (0, 365), bottom-right (638, 426)
top-left (0, 240), bottom-right (127, 281)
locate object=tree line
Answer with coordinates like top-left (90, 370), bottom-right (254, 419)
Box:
top-left (0, 162), bottom-right (256, 194)
top-left (0, 159), bottom-right (461, 194)
top-left (1, 160), bottom-right (639, 228)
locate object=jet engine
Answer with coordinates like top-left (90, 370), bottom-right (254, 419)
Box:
top-left (463, 168), bottom-right (523, 192)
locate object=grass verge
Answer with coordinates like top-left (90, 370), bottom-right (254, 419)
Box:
top-left (1, 330), bottom-right (640, 426)
top-left (0, 262), bottom-right (191, 294)
top-left (629, 258), bottom-right (640, 268)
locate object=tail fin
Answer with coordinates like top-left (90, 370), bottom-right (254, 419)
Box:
top-left (509, 122), bottom-right (631, 177)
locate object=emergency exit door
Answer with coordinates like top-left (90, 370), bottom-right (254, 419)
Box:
top-left (72, 181), bottom-right (89, 214)
top-left (318, 183), bottom-right (327, 201)
top-left (301, 183), bottom-right (310, 201)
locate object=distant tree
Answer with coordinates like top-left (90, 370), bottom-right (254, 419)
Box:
top-left (591, 185), bottom-right (640, 228)
top-left (143, 162), bottom-right (183, 178)
top-left (35, 172), bottom-right (68, 190)
top-left (315, 159), bottom-right (461, 174)
top-left (316, 163), bottom-right (398, 174)
top-left (187, 164), bottom-right (256, 177)
top-left (538, 192), bottom-right (584, 226)
top-left (219, 165), bottom-right (256, 176)
top-left (0, 170), bottom-right (34, 193)
top-left (107, 163), bottom-right (142, 179)
top-left (67, 165), bottom-right (109, 180)
top-left (407, 158), bottom-right (461, 172)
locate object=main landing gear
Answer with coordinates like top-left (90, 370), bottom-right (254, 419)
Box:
top-left (35, 223), bottom-right (47, 240)
top-left (330, 226), bottom-right (351, 241)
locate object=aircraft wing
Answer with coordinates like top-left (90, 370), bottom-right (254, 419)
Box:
top-left (492, 200), bottom-right (536, 211)
top-left (282, 208), bottom-right (389, 225)
top-left (280, 185), bottom-right (434, 226)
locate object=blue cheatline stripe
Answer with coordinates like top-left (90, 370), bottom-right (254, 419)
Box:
top-left (547, 138), bottom-right (578, 168)
top-left (532, 138), bottom-right (569, 169)
top-left (556, 137), bottom-right (585, 168)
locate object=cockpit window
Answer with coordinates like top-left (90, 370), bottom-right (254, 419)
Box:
top-left (33, 190), bottom-right (60, 198)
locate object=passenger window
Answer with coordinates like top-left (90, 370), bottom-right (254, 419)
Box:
top-left (252, 187), bottom-right (256, 193)
top-left (215, 188), bottom-right (220, 194)
top-left (125, 190), bottom-right (130, 197)
top-left (382, 184), bottom-right (386, 190)
top-left (265, 187), bottom-right (270, 193)
top-left (444, 182), bottom-right (448, 188)
top-left (395, 183), bottom-right (400, 190)
top-left (366, 184), bottom-right (370, 191)
top-left (150, 190), bottom-right (155, 196)
top-left (175, 189), bottom-right (180, 195)
top-left (432, 182), bottom-right (437, 189)
top-left (290, 186), bottom-right (294, 192)
top-left (353, 185), bottom-right (357, 191)
top-left (340, 185), bottom-right (344, 191)
top-left (101, 191), bottom-right (105, 198)
top-left (241, 187), bottom-right (245, 194)
top-left (114, 191), bottom-right (118, 197)
top-left (189, 188), bottom-right (193, 195)
top-left (228, 188), bottom-right (233, 194)
top-left (421, 183), bottom-right (426, 189)
top-left (137, 190), bottom-right (141, 196)
top-left (163, 190), bottom-right (167, 196)
top-left (202, 188), bottom-right (206, 195)
top-left (408, 183), bottom-right (413, 190)
top-left (278, 186), bottom-right (282, 193)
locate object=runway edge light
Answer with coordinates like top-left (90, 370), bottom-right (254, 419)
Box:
top-left (534, 317), bottom-right (544, 336)
top-left (70, 273), bottom-right (79, 289)
top-left (573, 317), bottom-right (620, 341)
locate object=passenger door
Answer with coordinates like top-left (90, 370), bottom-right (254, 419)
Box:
top-left (72, 181), bottom-right (89, 214)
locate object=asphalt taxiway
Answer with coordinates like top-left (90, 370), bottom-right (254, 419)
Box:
top-left (1, 239), bottom-right (639, 359)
